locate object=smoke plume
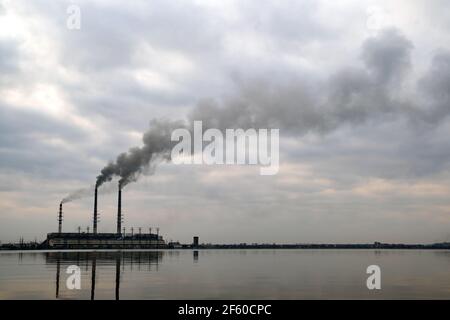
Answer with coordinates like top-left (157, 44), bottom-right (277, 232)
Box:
top-left (96, 119), bottom-right (185, 188)
top-left (77, 28), bottom-right (450, 195)
top-left (61, 181), bottom-right (122, 204)
top-left (61, 187), bottom-right (93, 204)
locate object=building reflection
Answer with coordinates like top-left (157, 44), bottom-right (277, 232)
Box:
top-left (193, 250), bottom-right (199, 262)
top-left (49, 251), bottom-right (163, 300)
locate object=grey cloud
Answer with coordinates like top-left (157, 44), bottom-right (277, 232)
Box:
top-left (0, 39), bottom-right (20, 75)
top-left (418, 51), bottom-right (450, 123)
top-left (26, 0), bottom-right (223, 71)
top-left (0, 104), bottom-right (98, 180)
top-left (361, 28), bottom-right (413, 84)
top-left (240, 0), bottom-right (334, 46)
top-left (69, 75), bottom-right (195, 130)
top-left (18, 0), bottom-right (338, 132)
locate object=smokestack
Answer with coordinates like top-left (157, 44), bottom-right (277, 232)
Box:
top-left (193, 236), bottom-right (199, 248)
top-left (93, 186), bottom-right (98, 234)
top-left (117, 184), bottom-right (122, 234)
top-left (58, 202), bottom-right (63, 234)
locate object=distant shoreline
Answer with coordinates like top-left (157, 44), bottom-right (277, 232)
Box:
top-left (1, 242), bottom-right (450, 251)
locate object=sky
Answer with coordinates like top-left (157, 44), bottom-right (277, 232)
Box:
top-left (1, 0), bottom-right (450, 244)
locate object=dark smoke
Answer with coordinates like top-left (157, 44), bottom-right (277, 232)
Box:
top-left (61, 182), bottom-right (119, 204)
top-left (61, 186), bottom-right (92, 204)
top-left (85, 29), bottom-right (450, 193)
top-left (96, 119), bottom-right (185, 188)
top-left (190, 29), bottom-right (415, 136)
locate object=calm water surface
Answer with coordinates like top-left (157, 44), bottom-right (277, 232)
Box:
top-left (0, 249), bottom-right (449, 299)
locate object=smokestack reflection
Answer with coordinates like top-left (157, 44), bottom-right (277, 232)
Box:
top-left (55, 256), bottom-right (60, 298)
top-left (47, 251), bottom-right (163, 299)
top-left (115, 254), bottom-right (121, 300)
top-left (91, 256), bottom-right (97, 300)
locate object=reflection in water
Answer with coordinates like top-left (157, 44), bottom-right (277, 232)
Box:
top-left (115, 256), bottom-right (120, 300)
top-left (91, 256), bottom-right (96, 300)
top-left (55, 258), bottom-right (60, 298)
top-left (3, 249), bottom-right (449, 299)
top-left (193, 250), bottom-right (199, 262)
top-left (49, 251), bottom-right (163, 300)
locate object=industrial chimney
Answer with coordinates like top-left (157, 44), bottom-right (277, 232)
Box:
top-left (117, 183), bottom-right (122, 234)
top-left (58, 202), bottom-right (63, 234)
top-left (93, 186), bottom-right (98, 234)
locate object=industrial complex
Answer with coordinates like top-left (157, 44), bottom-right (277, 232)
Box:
top-left (43, 183), bottom-right (166, 249)
top-left (2, 182), bottom-right (450, 250)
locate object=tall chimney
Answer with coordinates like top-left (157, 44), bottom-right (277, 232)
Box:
top-left (93, 186), bottom-right (98, 234)
top-left (58, 202), bottom-right (63, 233)
top-left (117, 184), bottom-right (122, 234)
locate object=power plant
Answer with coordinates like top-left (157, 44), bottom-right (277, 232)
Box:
top-left (45, 184), bottom-right (165, 249)
top-left (26, 183), bottom-right (450, 251)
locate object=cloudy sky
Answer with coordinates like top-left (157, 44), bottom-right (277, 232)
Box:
top-left (1, 0), bottom-right (450, 244)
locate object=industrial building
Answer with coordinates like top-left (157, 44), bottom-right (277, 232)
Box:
top-left (45, 183), bottom-right (166, 249)
top-left (45, 232), bottom-right (164, 249)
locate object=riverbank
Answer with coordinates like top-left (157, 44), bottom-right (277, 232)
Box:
top-left (1, 241), bottom-right (450, 251)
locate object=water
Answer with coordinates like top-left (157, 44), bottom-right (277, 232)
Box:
top-left (0, 249), bottom-right (449, 299)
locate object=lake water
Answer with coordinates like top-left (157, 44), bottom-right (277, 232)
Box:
top-left (0, 249), bottom-right (449, 299)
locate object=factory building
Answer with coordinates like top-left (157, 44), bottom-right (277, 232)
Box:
top-left (46, 232), bottom-right (165, 249)
top-left (46, 183), bottom-right (166, 249)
